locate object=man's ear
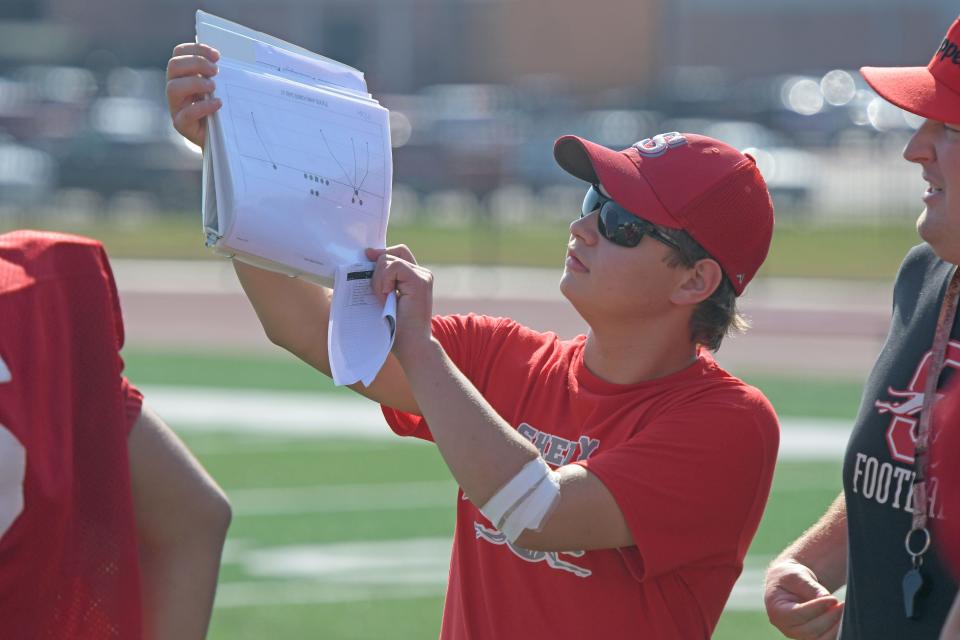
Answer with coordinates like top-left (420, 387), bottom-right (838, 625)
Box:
top-left (669, 258), bottom-right (723, 306)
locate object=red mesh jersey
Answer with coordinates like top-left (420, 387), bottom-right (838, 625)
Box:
top-left (0, 230), bottom-right (143, 639)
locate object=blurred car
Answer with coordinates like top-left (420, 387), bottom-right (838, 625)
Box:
top-left (54, 97), bottom-right (201, 211)
top-left (0, 132), bottom-right (56, 210)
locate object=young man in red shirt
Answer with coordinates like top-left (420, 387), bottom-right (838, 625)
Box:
top-left (0, 230), bottom-right (232, 639)
top-left (167, 43), bottom-right (779, 638)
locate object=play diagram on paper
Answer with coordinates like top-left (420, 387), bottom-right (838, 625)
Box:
top-left (223, 73), bottom-right (389, 218)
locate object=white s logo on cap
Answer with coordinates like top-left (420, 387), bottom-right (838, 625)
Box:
top-left (633, 132), bottom-right (688, 158)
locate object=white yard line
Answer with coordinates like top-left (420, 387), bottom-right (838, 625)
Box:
top-left (215, 537), bottom-right (780, 612)
top-left (216, 537), bottom-right (452, 608)
top-left (142, 385), bottom-right (392, 439)
top-left (144, 384), bottom-right (853, 459)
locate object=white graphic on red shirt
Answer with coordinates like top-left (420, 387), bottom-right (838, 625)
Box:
top-left (0, 425), bottom-right (26, 541)
top-left (0, 355), bottom-right (9, 383)
top-left (472, 422), bottom-right (601, 574)
top-left (874, 340), bottom-right (960, 464)
top-left (474, 522), bottom-right (591, 577)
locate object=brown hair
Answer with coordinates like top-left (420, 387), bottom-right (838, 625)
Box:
top-left (657, 226), bottom-right (750, 352)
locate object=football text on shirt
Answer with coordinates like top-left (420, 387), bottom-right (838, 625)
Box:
top-left (850, 341), bottom-right (960, 518)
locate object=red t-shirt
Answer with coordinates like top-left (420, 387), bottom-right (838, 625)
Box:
top-left (383, 314), bottom-right (779, 639)
top-left (0, 230), bottom-right (144, 639)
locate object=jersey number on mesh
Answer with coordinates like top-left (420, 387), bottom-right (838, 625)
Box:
top-left (0, 424), bottom-right (26, 540)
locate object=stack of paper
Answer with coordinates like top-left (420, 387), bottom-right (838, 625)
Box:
top-left (196, 11), bottom-right (396, 386)
top-left (328, 264), bottom-right (397, 387)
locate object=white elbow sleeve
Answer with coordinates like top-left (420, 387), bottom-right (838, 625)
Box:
top-left (479, 456), bottom-right (561, 544)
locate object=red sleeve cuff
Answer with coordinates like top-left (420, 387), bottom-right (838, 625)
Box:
top-left (380, 405), bottom-right (434, 442)
top-left (121, 377), bottom-right (144, 435)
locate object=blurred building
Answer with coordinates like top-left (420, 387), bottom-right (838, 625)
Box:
top-left (1, 0), bottom-right (956, 95)
top-left (7, 0), bottom-right (661, 95)
top-left (662, 0), bottom-right (957, 79)
top-left (0, 0), bottom-right (951, 218)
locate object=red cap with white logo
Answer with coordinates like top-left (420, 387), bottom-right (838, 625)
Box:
top-left (861, 17), bottom-right (960, 122)
top-left (554, 132), bottom-right (774, 295)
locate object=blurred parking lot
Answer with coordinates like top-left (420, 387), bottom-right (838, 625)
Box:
top-left (0, 61), bottom-right (928, 228)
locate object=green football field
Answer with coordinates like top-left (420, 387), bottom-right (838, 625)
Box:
top-left (124, 349), bottom-right (858, 640)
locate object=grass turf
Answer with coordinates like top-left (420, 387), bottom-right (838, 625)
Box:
top-left (123, 350), bottom-right (853, 639)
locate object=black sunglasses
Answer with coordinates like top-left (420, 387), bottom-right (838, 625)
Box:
top-left (580, 185), bottom-right (680, 251)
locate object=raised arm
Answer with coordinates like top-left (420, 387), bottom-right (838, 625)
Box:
top-left (764, 492), bottom-right (848, 640)
top-left (369, 246), bottom-right (632, 552)
top-left (233, 260), bottom-right (418, 412)
top-left (165, 43), bottom-right (418, 413)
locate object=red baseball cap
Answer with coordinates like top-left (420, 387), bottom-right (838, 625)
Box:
top-left (860, 17), bottom-right (960, 122)
top-left (554, 132), bottom-right (774, 295)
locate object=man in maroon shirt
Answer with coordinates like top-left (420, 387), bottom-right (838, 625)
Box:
top-left (0, 230), bottom-right (231, 639)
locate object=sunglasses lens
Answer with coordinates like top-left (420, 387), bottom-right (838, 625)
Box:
top-left (581, 186), bottom-right (604, 217)
top-left (580, 187), bottom-right (610, 218)
top-left (599, 204), bottom-right (646, 247)
top-left (580, 185), bottom-right (658, 248)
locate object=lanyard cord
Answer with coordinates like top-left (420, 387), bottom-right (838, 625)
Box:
top-left (907, 267), bottom-right (960, 566)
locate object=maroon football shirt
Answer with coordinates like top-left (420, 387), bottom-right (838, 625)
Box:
top-left (0, 230), bottom-right (144, 639)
